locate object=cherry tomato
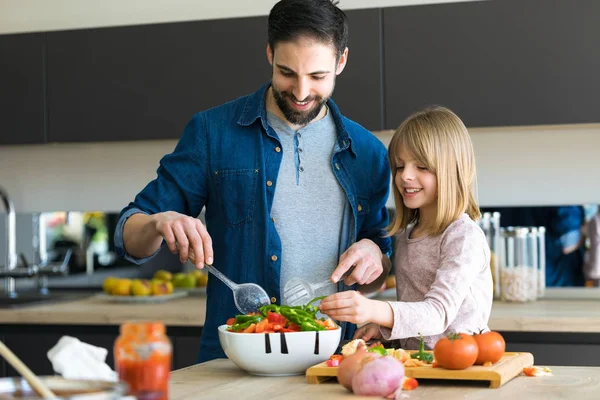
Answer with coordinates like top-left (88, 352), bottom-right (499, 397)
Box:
top-left (433, 332), bottom-right (478, 370)
top-left (473, 330), bottom-right (506, 365)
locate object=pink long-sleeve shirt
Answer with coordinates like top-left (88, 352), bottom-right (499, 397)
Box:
top-left (380, 213), bottom-right (493, 350)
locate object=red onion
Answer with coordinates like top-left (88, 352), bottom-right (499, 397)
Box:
top-left (337, 349), bottom-right (380, 391)
top-left (351, 356), bottom-right (405, 397)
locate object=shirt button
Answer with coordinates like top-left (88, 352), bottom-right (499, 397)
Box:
top-left (271, 217), bottom-right (276, 223)
top-left (275, 147), bottom-right (281, 153)
top-left (298, 148), bottom-right (303, 153)
top-left (299, 166), bottom-right (304, 172)
top-left (270, 297), bottom-right (277, 304)
top-left (271, 255), bottom-right (278, 261)
top-left (358, 204), bottom-right (363, 212)
top-left (266, 180), bottom-right (273, 187)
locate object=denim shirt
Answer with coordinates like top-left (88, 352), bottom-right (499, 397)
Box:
top-left (114, 83), bottom-right (392, 363)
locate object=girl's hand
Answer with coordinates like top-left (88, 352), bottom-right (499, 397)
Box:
top-left (319, 291), bottom-right (374, 325)
top-left (353, 323), bottom-right (382, 341)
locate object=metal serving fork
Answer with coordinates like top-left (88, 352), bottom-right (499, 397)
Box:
top-left (282, 268), bottom-right (354, 306)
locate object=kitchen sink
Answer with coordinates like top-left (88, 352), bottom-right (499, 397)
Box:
top-left (0, 291), bottom-right (93, 308)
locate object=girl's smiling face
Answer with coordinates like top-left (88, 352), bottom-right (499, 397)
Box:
top-left (394, 143), bottom-right (438, 224)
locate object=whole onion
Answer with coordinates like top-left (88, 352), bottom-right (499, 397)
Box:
top-left (351, 356), bottom-right (405, 397)
top-left (337, 349), bottom-right (381, 391)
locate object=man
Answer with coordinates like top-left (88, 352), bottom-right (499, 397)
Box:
top-left (115, 0), bottom-right (392, 363)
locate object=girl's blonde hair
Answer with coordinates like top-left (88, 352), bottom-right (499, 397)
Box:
top-left (387, 106), bottom-right (480, 236)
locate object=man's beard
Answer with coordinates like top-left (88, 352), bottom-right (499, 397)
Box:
top-left (271, 85), bottom-right (331, 126)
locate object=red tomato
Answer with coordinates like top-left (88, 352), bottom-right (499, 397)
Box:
top-left (473, 331), bottom-right (506, 365)
top-left (287, 323), bottom-right (301, 331)
top-left (267, 311), bottom-right (288, 325)
top-left (433, 332), bottom-right (478, 370)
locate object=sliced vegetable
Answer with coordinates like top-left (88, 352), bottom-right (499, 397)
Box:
top-left (367, 345), bottom-right (387, 356)
top-left (326, 358), bottom-right (341, 367)
top-left (523, 366), bottom-right (553, 377)
top-left (226, 297), bottom-right (335, 333)
top-left (401, 376), bottom-right (419, 390)
top-left (410, 334), bottom-right (434, 363)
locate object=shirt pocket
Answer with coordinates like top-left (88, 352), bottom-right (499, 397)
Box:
top-left (214, 168), bottom-right (258, 226)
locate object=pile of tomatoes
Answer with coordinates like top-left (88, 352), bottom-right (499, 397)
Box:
top-left (433, 330), bottom-right (506, 370)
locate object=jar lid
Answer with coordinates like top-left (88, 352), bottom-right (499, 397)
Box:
top-left (120, 321), bottom-right (166, 336)
top-left (502, 226), bottom-right (529, 237)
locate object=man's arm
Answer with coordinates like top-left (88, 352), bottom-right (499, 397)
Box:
top-left (115, 113), bottom-right (210, 267)
top-left (123, 213), bottom-right (163, 259)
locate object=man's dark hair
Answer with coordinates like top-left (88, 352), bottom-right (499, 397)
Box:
top-left (268, 0), bottom-right (348, 59)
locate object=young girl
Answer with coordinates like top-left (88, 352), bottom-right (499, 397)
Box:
top-left (320, 106), bottom-right (492, 350)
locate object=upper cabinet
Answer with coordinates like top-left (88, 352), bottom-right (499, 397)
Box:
top-left (46, 9), bottom-right (384, 143)
top-left (0, 33), bottom-right (46, 145)
top-left (333, 9), bottom-right (384, 132)
top-left (383, 0), bottom-right (600, 129)
top-left (46, 17), bottom-right (271, 143)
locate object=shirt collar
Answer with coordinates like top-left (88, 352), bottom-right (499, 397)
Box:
top-left (237, 82), bottom-right (356, 155)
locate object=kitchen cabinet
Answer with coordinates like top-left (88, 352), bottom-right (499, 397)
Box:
top-left (0, 33), bottom-right (46, 145)
top-left (46, 17), bottom-right (271, 143)
top-left (383, 0), bottom-right (600, 129)
top-left (330, 8), bottom-right (384, 131)
top-left (0, 324), bottom-right (203, 378)
top-left (45, 8), bottom-right (384, 143)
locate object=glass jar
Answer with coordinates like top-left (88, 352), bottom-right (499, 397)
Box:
top-left (499, 227), bottom-right (537, 302)
top-left (537, 227), bottom-right (546, 297)
top-left (490, 212), bottom-right (501, 299)
top-left (114, 321), bottom-right (172, 400)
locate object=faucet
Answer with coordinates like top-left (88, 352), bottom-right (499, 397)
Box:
top-left (0, 185), bottom-right (17, 271)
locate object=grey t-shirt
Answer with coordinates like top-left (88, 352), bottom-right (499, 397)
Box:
top-left (267, 109), bottom-right (346, 305)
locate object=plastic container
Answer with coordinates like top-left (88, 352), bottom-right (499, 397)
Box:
top-left (537, 226), bottom-right (546, 297)
top-left (114, 321), bottom-right (172, 400)
top-left (479, 212), bottom-right (501, 299)
top-left (499, 227), bottom-right (537, 302)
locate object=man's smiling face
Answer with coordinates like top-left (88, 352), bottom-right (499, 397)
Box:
top-left (267, 37), bottom-right (347, 126)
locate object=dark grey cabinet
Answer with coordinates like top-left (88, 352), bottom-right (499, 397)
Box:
top-left (0, 324), bottom-right (203, 378)
top-left (383, 0), bottom-right (600, 129)
top-left (45, 9), bottom-right (384, 143)
top-left (333, 9), bottom-right (384, 131)
top-left (46, 17), bottom-right (271, 143)
top-left (0, 33), bottom-right (46, 145)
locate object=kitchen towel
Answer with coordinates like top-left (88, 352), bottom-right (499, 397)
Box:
top-left (47, 335), bottom-right (118, 382)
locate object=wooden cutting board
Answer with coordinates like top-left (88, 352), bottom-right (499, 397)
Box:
top-left (306, 351), bottom-right (534, 388)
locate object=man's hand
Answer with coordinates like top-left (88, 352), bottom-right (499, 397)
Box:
top-left (152, 211), bottom-right (213, 268)
top-left (331, 239), bottom-right (384, 286)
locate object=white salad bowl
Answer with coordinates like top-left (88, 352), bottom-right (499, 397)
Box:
top-left (218, 324), bottom-right (341, 376)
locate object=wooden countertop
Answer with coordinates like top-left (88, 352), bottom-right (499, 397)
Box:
top-left (1, 289), bottom-right (599, 332)
top-left (169, 359), bottom-right (600, 400)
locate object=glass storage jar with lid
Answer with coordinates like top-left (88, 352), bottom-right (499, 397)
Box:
top-left (499, 227), bottom-right (538, 302)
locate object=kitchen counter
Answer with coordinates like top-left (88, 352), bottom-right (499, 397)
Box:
top-left (0, 289), bottom-right (599, 332)
top-left (169, 359), bottom-right (600, 400)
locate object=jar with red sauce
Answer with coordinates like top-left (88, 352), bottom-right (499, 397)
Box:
top-left (114, 321), bottom-right (172, 400)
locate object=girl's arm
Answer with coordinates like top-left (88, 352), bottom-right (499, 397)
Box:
top-left (379, 220), bottom-right (490, 340)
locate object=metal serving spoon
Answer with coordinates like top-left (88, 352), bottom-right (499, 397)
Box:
top-left (178, 244), bottom-right (271, 314)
